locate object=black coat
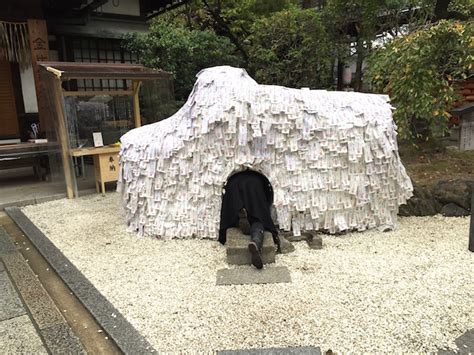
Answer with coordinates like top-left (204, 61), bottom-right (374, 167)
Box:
top-left (218, 170), bottom-right (277, 244)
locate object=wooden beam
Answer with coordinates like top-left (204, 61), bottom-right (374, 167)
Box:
top-left (52, 77), bottom-right (75, 199)
top-left (46, 66), bottom-right (63, 78)
top-left (132, 80), bottom-right (142, 128)
top-left (39, 62), bottom-right (172, 80)
top-left (63, 90), bottom-right (134, 97)
top-left (70, 146), bottom-right (120, 157)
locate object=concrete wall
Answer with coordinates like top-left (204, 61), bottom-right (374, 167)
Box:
top-left (53, 18), bottom-right (148, 39)
top-left (53, 0), bottom-right (148, 39)
top-left (20, 66), bottom-right (38, 113)
top-left (99, 0), bottom-right (141, 17)
top-left (19, 44), bottom-right (59, 114)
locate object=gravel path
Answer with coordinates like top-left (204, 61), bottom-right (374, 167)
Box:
top-left (22, 193), bottom-right (474, 353)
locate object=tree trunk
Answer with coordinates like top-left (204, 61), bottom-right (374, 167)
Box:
top-left (184, 2), bottom-right (192, 29)
top-left (301, 0), bottom-right (313, 9)
top-left (433, 0), bottom-right (468, 20)
top-left (354, 39), bottom-right (364, 92)
top-left (201, 0), bottom-right (249, 63)
top-left (336, 58), bottom-right (344, 91)
top-left (434, 0), bottom-right (452, 20)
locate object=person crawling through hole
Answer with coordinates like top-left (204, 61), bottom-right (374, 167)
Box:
top-left (218, 170), bottom-right (280, 269)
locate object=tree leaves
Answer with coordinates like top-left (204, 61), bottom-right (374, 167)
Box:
top-left (366, 20), bottom-right (473, 142)
top-left (247, 8), bottom-right (334, 89)
top-left (122, 21), bottom-right (242, 101)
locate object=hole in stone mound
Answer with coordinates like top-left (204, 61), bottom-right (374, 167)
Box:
top-left (224, 169), bottom-right (273, 204)
top-left (222, 169), bottom-right (278, 232)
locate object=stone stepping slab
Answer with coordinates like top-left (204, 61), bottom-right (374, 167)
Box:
top-left (438, 328), bottom-right (474, 354)
top-left (218, 346), bottom-right (321, 354)
top-left (216, 266), bottom-right (291, 286)
top-left (226, 228), bottom-right (276, 265)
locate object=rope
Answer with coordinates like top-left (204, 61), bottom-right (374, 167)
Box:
top-left (0, 21), bottom-right (31, 70)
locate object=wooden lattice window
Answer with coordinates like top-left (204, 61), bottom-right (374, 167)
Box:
top-left (70, 37), bottom-right (139, 91)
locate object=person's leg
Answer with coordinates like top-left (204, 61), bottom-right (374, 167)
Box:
top-left (248, 217), bottom-right (264, 269)
top-left (218, 178), bottom-right (243, 244)
top-left (238, 208), bottom-right (251, 234)
top-left (239, 172), bottom-right (276, 239)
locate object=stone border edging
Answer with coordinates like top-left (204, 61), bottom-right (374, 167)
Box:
top-left (0, 225), bottom-right (86, 354)
top-left (5, 207), bottom-right (157, 355)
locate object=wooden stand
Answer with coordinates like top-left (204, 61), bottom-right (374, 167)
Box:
top-left (71, 146), bottom-right (120, 196)
top-left (39, 62), bottom-right (171, 198)
top-left (93, 152), bottom-right (119, 195)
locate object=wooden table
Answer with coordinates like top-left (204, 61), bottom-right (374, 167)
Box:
top-left (0, 142), bottom-right (58, 180)
top-left (70, 146), bottom-right (120, 196)
top-left (0, 142), bottom-right (58, 157)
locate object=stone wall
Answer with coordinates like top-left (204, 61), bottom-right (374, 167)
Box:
top-left (399, 179), bottom-right (473, 217)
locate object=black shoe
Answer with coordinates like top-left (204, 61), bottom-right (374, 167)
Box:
top-left (248, 241), bottom-right (263, 269)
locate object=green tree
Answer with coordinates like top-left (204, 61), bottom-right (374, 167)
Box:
top-left (123, 21), bottom-right (242, 101)
top-left (320, 0), bottom-right (472, 91)
top-left (175, 0), bottom-right (297, 63)
top-left (247, 7), bottom-right (334, 89)
top-left (366, 20), bottom-right (473, 142)
top-left (320, 0), bottom-right (437, 91)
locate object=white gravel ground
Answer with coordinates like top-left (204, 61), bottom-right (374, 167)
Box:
top-left (22, 193), bottom-right (474, 353)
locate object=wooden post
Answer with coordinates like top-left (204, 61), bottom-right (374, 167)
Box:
top-left (132, 80), bottom-right (142, 128)
top-left (27, 19), bottom-right (49, 134)
top-left (51, 76), bottom-right (75, 199)
top-left (469, 187), bottom-right (474, 252)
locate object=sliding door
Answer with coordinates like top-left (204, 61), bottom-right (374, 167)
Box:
top-left (0, 60), bottom-right (20, 138)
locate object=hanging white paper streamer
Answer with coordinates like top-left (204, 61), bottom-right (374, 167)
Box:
top-left (118, 66), bottom-right (413, 239)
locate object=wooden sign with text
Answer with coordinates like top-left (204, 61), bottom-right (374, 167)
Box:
top-left (27, 19), bottom-right (49, 134)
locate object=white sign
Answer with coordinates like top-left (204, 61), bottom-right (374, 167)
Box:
top-left (93, 132), bottom-right (104, 147)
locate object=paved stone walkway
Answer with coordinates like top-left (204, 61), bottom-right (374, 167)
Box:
top-left (5, 207), bottom-right (154, 354)
top-left (0, 260), bottom-right (48, 353)
top-left (0, 223), bottom-right (86, 354)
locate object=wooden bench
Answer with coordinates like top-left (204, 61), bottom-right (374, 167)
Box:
top-left (0, 142), bottom-right (56, 181)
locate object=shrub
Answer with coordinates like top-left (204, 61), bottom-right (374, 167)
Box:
top-left (366, 20), bottom-right (473, 141)
top-left (247, 7), bottom-right (334, 89)
top-left (123, 21), bottom-right (242, 101)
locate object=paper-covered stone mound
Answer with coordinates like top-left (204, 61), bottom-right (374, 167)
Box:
top-left (118, 66), bottom-right (413, 239)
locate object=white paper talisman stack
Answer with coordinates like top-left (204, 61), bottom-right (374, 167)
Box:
top-left (118, 66), bottom-right (413, 239)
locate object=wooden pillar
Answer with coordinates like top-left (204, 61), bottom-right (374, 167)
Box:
top-left (51, 76), bottom-right (75, 199)
top-left (132, 80), bottom-right (142, 128)
top-left (27, 19), bottom-right (49, 135)
top-left (470, 187), bottom-right (474, 252)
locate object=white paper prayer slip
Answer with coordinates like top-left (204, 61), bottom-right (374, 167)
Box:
top-left (118, 66), bottom-right (413, 239)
